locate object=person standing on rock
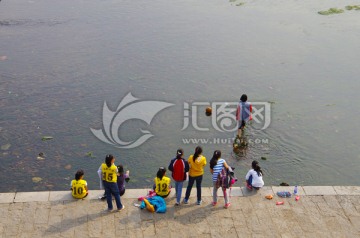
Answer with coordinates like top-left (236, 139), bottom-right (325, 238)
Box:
top-left (236, 94), bottom-right (252, 138)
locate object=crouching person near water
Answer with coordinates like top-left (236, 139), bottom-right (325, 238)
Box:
top-left (245, 160), bottom-right (264, 190)
top-left (154, 167), bottom-right (171, 198)
top-left (116, 164), bottom-right (130, 196)
top-left (98, 154), bottom-right (125, 211)
top-left (71, 169), bottom-right (88, 199)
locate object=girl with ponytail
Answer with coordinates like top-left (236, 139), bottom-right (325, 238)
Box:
top-left (183, 146), bottom-right (207, 205)
top-left (245, 160), bottom-right (264, 190)
top-left (210, 150), bottom-right (231, 208)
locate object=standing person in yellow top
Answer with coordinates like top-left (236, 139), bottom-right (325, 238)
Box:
top-left (98, 154), bottom-right (125, 211)
top-left (183, 146), bottom-right (207, 205)
top-left (71, 169), bottom-right (88, 199)
top-left (153, 167), bottom-right (171, 198)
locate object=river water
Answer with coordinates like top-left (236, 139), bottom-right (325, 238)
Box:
top-left (1, 0), bottom-right (360, 192)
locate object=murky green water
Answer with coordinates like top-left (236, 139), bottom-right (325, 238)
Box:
top-left (1, 0), bottom-right (360, 192)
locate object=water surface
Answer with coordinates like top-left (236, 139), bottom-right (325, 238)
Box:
top-left (1, 0), bottom-right (360, 192)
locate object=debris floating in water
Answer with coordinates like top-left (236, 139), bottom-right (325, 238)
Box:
top-left (261, 156), bottom-right (267, 160)
top-left (236, 2), bottom-right (245, 6)
top-left (1, 143), bottom-right (11, 151)
top-left (41, 136), bottom-right (53, 141)
top-left (32, 177), bottom-right (42, 183)
top-left (345, 5), bottom-right (360, 10)
top-left (37, 152), bottom-right (45, 160)
top-left (85, 151), bottom-right (95, 158)
top-left (64, 164), bottom-right (72, 170)
top-left (280, 182), bottom-right (289, 186)
top-left (318, 8), bottom-right (344, 15)
top-left (0, 56), bottom-right (7, 61)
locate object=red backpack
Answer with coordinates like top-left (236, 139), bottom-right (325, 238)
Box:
top-left (172, 159), bottom-right (185, 181)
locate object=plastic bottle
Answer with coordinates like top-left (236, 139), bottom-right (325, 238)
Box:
top-left (294, 185), bottom-right (298, 195)
top-left (276, 201), bottom-right (284, 205)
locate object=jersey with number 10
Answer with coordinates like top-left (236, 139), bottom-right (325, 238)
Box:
top-left (71, 179), bottom-right (87, 199)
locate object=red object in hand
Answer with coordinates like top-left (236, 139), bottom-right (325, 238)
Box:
top-left (276, 201), bottom-right (284, 205)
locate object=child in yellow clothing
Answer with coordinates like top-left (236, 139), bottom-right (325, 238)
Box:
top-left (184, 146), bottom-right (207, 205)
top-left (71, 170), bottom-right (88, 199)
top-left (153, 167), bottom-right (171, 198)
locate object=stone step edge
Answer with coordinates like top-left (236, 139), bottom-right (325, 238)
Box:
top-left (0, 186), bottom-right (360, 203)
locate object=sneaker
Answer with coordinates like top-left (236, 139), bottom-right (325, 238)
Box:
top-left (224, 203), bottom-right (231, 209)
top-left (175, 202), bottom-right (180, 206)
top-left (100, 196), bottom-right (107, 200)
top-left (118, 205), bottom-right (125, 211)
top-left (212, 202), bottom-right (217, 206)
top-left (246, 183), bottom-right (253, 190)
top-left (183, 198), bottom-right (188, 204)
top-left (197, 200), bottom-right (202, 205)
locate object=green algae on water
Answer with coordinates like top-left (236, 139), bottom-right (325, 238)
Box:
top-left (345, 5), bottom-right (360, 10)
top-left (236, 2), bottom-right (245, 6)
top-left (318, 8), bottom-right (344, 15)
top-left (85, 151), bottom-right (95, 158)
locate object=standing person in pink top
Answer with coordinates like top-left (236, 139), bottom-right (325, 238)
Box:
top-left (236, 94), bottom-right (252, 138)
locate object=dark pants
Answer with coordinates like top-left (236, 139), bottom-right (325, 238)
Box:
top-left (247, 175), bottom-right (260, 190)
top-left (185, 175), bottom-right (203, 202)
top-left (103, 181), bottom-right (123, 210)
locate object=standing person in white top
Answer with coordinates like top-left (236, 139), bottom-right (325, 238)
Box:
top-left (209, 150), bottom-right (231, 208)
top-left (245, 160), bottom-right (264, 190)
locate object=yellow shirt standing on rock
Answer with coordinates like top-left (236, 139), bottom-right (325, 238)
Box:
top-left (188, 154), bottom-right (207, 177)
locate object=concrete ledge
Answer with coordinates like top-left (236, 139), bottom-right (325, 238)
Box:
top-left (3, 186), bottom-right (360, 203)
top-left (49, 191), bottom-right (74, 201)
top-left (0, 193), bottom-right (15, 203)
top-left (303, 186), bottom-right (337, 195)
top-left (333, 186), bottom-right (360, 195)
top-left (14, 191), bottom-right (50, 203)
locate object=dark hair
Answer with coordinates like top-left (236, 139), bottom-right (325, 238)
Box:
top-left (193, 146), bottom-right (203, 162)
top-left (176, 148), bottom-right (184, 159)
top-left (105, 154), bottom-right (114, 167)
top-left (240, 94), bottom-right (248, 102)
top-left (156, 167), bottom-right (166, 180)
top-left (75, 169), bottom-right (84, 181)
top-left (117, 164), bottom-right (124, 175)
top-left (210, 150), bottom-right (222, 169)
top-left (252, 160), bottom-right (263, 177)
